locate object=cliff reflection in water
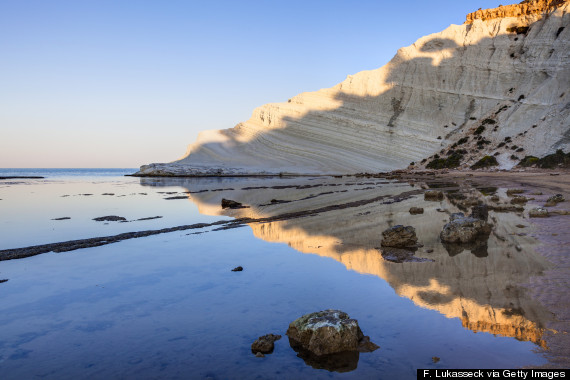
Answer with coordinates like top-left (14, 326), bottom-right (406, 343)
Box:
top-left (142, 176), bottom-right (553, 348)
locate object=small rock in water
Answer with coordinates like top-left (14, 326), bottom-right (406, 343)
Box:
top-left (409, 207), bottom-right (424, 215)
top-left (0, 279), bottom-right (8, 284)
top-left (510, 196), bottom-right (528, 204)
top-left (424, 190), bottom-right (444, 201)
top-left (529, 207), bottom-right (549, 218)
top-left (221, 198), bottom-right (246, 209)
top-left (545, 194), bottom-right (565, 207)
top-left (92, 215), bottom-right (127, 222)
top-left (381, 225), bottom-right (418, 248)
top-left (506, 189), bottom-right (525, 196)
top-left (52, 217), bottom-right (71, 221)
top-left (231, 266), bottom-right (243, 272)
top-left (432, 356), bottom-right (441, 363)
top-left (440, 213), bottom-right (492, 243)
top-left (251, 334), bottom-right (281, 354)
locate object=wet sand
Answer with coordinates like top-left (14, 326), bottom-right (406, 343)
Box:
top-left (441, 170), bottom-right (570, 368)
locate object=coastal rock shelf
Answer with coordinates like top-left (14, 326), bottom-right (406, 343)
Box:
top-left (136, 0), bottom-right (570, 176)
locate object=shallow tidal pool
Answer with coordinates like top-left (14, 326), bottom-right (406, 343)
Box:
top-left (0, 169), bottom-right (561, 379)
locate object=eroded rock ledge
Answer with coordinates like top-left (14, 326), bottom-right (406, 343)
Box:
top-left (465, 0), bottom-right (566, 24)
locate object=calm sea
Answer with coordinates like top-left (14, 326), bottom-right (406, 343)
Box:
top-left (0, 168), bottom-right (136, 178)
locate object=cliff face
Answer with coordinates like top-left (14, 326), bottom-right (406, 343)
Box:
top-left (136, 1), bottom-right (570, 176)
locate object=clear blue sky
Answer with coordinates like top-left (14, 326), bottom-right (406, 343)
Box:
top-left (0, 0), bottom-right (504, 168)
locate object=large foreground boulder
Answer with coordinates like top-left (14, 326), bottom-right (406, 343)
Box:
top-left (286, 310), bottom-right (378, 357)
top-left (440, 213), bottom-right (492, 243)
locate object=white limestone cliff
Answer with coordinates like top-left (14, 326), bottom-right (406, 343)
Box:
top-left (135, 0), bottom-right (570, 176)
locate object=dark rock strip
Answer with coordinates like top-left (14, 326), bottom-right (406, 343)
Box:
top-left (0, 189), bottom-right (422, 262)
top-left (93, 216), bottom-right (127, 222)
top-left (52, 217), bottom-right (71, 221)
top-left (0, 176), bottom-right (44, 179)
top-left (0, 279), bottom-right (8, 283)
top-left (136, 216), bottom-right (163, 221)
top-left (164, 196), bottom-right (189, 200)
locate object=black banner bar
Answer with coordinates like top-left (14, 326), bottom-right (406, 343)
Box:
top-left (418, 369), bottom-right (569, 380)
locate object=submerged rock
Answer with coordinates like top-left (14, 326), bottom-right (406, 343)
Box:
top-left (92, 215), bottom-right (127, 222)
top-left (510, 196), bottom-right (528, 204)
top-left (221, 198), bottom-right (246, 209)
top-left (286, 310), bottom-right (379, 357)
top-left (529, 207), bottom-right (549, 218)
top-left (409, 207), bottom-right (424, 215)
top-left (381, 225), bottom-right (418, 248)
top-left (440, 213), bottom-right (492, 243)
top-left (381, 247), bottom-right (433, 263)
top-left (424, 190), bottom-right (444, 201)
top-left (506, 189), bottom-right (525, 196)
top-left (251, 334), bottom-right (281, 354)
top-left (469, 204), bottom-right (488, 221)
top-left (442, 238), bottom-right (489, 258)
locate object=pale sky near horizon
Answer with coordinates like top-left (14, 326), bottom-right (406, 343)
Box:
top-left (0, 0), bottom-right (505, 168)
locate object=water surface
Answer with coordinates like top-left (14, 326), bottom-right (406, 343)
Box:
top-left (0, 170), bottom-right (558, 379)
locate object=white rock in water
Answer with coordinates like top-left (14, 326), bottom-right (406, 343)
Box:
top-left (136, 1), bottom-right (570, 176)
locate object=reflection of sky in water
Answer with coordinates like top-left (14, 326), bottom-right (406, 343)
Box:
top-left (0, 173), bottom-right (552, 378)
top-left (0, 176), bottom-right (229, 249)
